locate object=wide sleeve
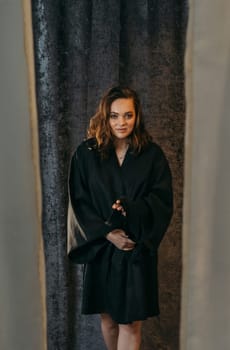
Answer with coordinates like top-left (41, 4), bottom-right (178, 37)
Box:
top-left (67, 147), bottom-right (112, 264)
top-left (121, 146), bottom-right (173, 250)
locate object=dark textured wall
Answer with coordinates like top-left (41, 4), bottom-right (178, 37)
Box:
top-left (32, 1), bottom-right (187, 349)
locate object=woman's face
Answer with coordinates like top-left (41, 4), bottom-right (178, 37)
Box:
top-left (109, 98), bottom-right (136, 140)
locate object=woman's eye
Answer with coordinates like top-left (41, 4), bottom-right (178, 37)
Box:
top-left (125, 113), bottom-right (133, 119)
top-left (110, 114), bottom-right (118, 119)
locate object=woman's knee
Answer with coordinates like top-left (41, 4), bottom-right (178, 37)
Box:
top-left (119, 321), bottom-right (142, 337)
top-left (101, 313), bottom-right (118, 333)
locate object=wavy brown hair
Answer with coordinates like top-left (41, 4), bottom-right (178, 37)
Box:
top-left (87, 86), bottom-right (152, 157)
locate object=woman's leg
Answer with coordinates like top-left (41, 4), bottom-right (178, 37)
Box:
top-left (117, 321), bottom-right (142, 350)
top-left (100, 313), bottom-right (119, 350)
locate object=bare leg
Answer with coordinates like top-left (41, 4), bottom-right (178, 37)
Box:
top-left (101, 313), bottom-right (119, 350)
top-left (117, 321), bottom-right (142, 350)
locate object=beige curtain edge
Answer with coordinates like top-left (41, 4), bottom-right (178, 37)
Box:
top-left (21, 1), bottom-right (47, 349)
top-left (180, 0), bottom-right (194, 348)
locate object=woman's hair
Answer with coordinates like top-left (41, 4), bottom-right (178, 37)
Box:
top-left (87, 86), bottom-right (152, 157)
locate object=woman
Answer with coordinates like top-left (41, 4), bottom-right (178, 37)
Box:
top-left (68, 86), bottom-right (173, 350)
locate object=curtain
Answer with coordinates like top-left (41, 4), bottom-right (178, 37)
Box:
top-left (31, 1), bottom-right (187, 349)
top-left (182, 0), bottom-right (230, 349)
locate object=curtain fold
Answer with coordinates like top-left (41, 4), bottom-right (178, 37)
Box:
top-left (31, 1), bottom-right (187, 349)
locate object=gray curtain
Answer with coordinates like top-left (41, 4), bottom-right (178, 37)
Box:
top-left (31, 1), bottom-right (187, 349)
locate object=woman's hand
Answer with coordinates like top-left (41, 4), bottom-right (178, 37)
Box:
top-left (106, 229), bottom-right (135, 251)
top-left (112, 199), bottom-right (126, 216)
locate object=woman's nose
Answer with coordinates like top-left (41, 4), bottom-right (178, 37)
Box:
top-left (118, 116), bottom-right (126, 125)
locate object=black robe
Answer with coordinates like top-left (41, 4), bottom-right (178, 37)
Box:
top-left (68, 138), bottom-right (173, 324)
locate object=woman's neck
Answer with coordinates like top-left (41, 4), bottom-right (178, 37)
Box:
top-left (113, 138), bottom-right (129, 151)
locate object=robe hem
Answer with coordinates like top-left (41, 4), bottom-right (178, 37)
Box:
top-left (81, 310), bottom-right (160, 324)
